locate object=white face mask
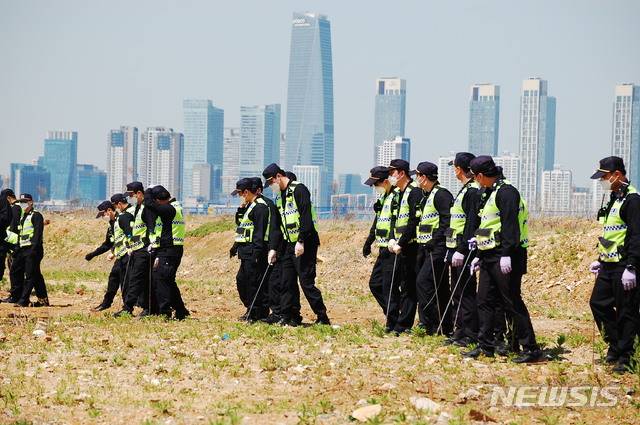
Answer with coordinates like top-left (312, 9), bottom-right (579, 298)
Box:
top-left (388, 175), bottom-right (398, 186)
top-left (374, 185), bottom-right (386, 195)
top-left (270, 182), bottom-right (280, 193)
top-left (600, 175), bottom-right (617, 191)
top-left (102, 215), bottom-right (111, 222)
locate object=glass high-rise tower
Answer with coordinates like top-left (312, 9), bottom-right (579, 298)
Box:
top-left (468, 83), bottom-right (500, 156)
top-left (285, 12), bottom-right (334, 208)
top-left (183, 99), bottom-right (224, 202)
top-left (41, 130), bottom-right (78, 200)
top-left (612, 83), bottom-right (640, 184)
top-left (374, 77), bottom-right (406, 164)
top-left (240, 104), bottom-right (281, 179)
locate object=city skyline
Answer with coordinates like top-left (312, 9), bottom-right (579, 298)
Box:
top-left (1, 1), bottom-right (639, 194)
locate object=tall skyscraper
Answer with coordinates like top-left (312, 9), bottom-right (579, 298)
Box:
top-left (374, 77), bottom-right (406, 163)
top-left (518, 78), bottom-right (556, 209)
top-left (77, 164), bottom-right (107, 202)
top-left (541, 165), bottom-right (572, 215)
top-left (222, 127), bottom-right (241, 199)
top-left (138, 127), bottom-right (183, 200)
top-left (41, 130), bottom-right (77, 200)
top-left (293, 165), bottom-right (321, 204)
top-left (285, 12), bottom-right (334, 208)
top-left (468, 83), bottom-right (500, 156)
top-left (239, 104), bottom-right (281, 178)
top-left (107, 126), bottom-right (138, 195)
top-left (494, 152), bottom-right (521, 189)
top-left (10, 163), bottom-right (50, 201)
top-left (611, 83), bottom-right (640, 184)
top-left (183, 99), bottom-right (224, 202)
top-left (376, 136), bottom-right (411, 167)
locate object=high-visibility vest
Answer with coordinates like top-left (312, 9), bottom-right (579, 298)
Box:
top-left (151, 201), bottom-right (186, 249)
top-left (446, 181), bottom-right (480, 249)
top-left (4, 203), bottom-right (22, 245)
top-left (475, 180), bottom-right (529, 251)
top-left (393, 181), bottom-right (419, 243)
top-left (130, 204), bottom-right (147, 251)
top-left (18, 209), bottom-right (38, 248)
top-left (416, 186), bottom-right (440, 245)
top-left (275, 181), bottom-right (318, 243)
top-left (597, 185), bottom-right (637, 262)
top-left (235, 197), bottom-right (270, 243)
top-left (374, 191), bottom-right (397, 248)
top-left (113, 213), bottom-right (130, 259)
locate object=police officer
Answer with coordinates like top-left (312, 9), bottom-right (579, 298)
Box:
top-left (412, 162), bottom-right (454, 335)
top-left (588, 156), bottom-right (640, 373)
top-left (363, 166), bottom-right (396, 314)
top-left (464, 156), bottom-right (541, 363)
top-left (444, 153), bottom-right (481, 347)
top-left (86, 195), bottom-right (134, 311)
top-left (12, 194), bottom-right (49, 307)
top-left (250, 177), bottom-right (285, 324)
top-left (386, 159), bottom-right (423, 333)
top-left (262, 163), bottom-right (330, 326)
top-left (144, 185), bottom-right (189, 320)
top-left (114, 181), bottom-right (156, 317)
top-left (1, 189), bottom-right (21, 303)
top-left (0, 189), bottom-right (17, 287)
top-left (231, 178), bottom-right (271, 321)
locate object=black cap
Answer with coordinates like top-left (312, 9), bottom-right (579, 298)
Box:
top-left (231, 178), bottom-right (252, 196)
top-left (18, 193), bottom-right (33, 202)
top-left (590, 156), bottom-right (626, 179)
top-left (0, 189), bottom-right (15, 198)
top-left (364, 166), bottom-right (390, 186)
top-left (262, 163), bottom-right (286, 181)
top-left (412, 161), bottom-right (438, 178)
top-left (126, 181), bottom-right (144, 193)
top-left (249, 177), bottom-right (263, 190)
top-left (470, 155), bottom-right (500, 177)
top-left (110, 193), bottom-right (128, 204)
top-left (95, 200), bottom-right (114, 218)
top-left (448, 152), bottom-right (476, 170)
top-left (388, 159), bottom-right (410, 174)
top-left (151, 185), bottom-right (171, 200)
top-left (285, 171), bottom-right (297, 181)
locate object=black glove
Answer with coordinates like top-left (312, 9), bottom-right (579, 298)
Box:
top-left (362, 242), bottom-right (372, 258)
top-left (235, 207), bottom-right (246, 224)
top-left (229, 243), bottom-right (238, 258)
top-left (373, 200), bottom-right (382, 213)
top-left (85, 252), bottom-right (94, 261)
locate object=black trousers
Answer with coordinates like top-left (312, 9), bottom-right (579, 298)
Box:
top-left (476, 260), bottom-right (538, 352)
top-left (416, 247), bottom-right (451, 334)
top-left (123, 250), bottom-right (150, 312)
top-left (449, 253), bottom-right (479, 340)
top-left (0, 243), bottom-right (8, 282)
top-left (280, 242), bottom-right (327, 320)
top-left (590, 263), bottom-right (640, 361)
top-left (381, 249), bottom-right (402, 330)
top-left (267, 259), bottom-right (283, 316)
top-left (11, 246), bottom-right (48, 304)
top-left (368, 249), bottom-right (387, 314)
top-left (235, 246), bottom-right (269, 319)
top-left (153, 252), bottom-right (188, 317)
top-left (101, 256), bottom-right (130, 308)
top-left (395, 244), bottom-right (418, 331)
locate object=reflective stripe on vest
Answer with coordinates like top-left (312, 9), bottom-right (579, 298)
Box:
top-left (130, 204), bottom-right (147, 251)
top-left (416, 186), bottom-right (440, 244)
top-left (113, 213), bottom-right (129, 259)
top-left (19, 210), bottom-right (37, 248)
top-left (598, 185), bottom-right (637, 262)
top-left (393, 181), bottom-right (419, 243)
top-left (235, 197), bottom-right (270, 243)
top-left (476, 180), bottom-right (529, 251)
top-left (151, 201), bottom-right (186, 248)
top-left (374, 191), bottom-right (396, 248)
top-left (4, 204), bottom-right (22, 245)
top-left (446, 181), bottom-right (480, 249)
top-left (275, 181), bottom-right (318, 243)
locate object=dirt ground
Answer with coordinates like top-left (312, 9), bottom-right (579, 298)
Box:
top-left (0, 213), bottom-right (638, 424)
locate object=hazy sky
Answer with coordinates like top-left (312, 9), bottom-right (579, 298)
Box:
top-left (1, 0), bottom-right (638, 187)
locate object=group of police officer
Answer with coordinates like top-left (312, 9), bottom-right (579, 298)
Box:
top-left (359, 154), bottom-right (639, 372)
top-left (84, 182), bottom-right (190, 319)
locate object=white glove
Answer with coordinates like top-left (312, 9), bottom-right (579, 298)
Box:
top-left (468, 237), bottom-right (478, 251)
top-left (268, 249), bottom-right (277, 265)
top-left (295, 241), bottom-right (305, 257)
top-left (388, 239), bottom-right (402, 255)
top-left (107, 252), bottom-right (115, 261)
top-left (451, 251), bottom-right (465, 268)
top-left (470, 257), bottom-right (480, 273)
top-left (589, 261), bottom-right (601, 275)
top-left (622, 268), bottom-right (637, 291)
top-left (500, 256), bottom-right (512, 274)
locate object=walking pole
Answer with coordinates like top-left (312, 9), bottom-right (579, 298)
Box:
top-left (436, 249), bottom-right (475, 334)
top-left (386, 253), bottom-right (399, 319)
top-left (120, 254), bottom-right (133, 302)
top-left (450, 274), bottom-right (475, 333)
top-left (246, 263), bottom-right (273, 321)
top-left (429, 251), bottom-right (443, 326)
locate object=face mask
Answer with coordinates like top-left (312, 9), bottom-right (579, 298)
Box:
top-left (388, 175), bottom-right (398, 186)
top-left (600, 175), bottom-right (617, 191)
top-left (20, 204), bottom-right (28, 212)
top-left (374, 185), bottom-right (386, 195)
top-left (102, 215), bottom-right (111, 222)
top-left (270, 182), bottom-right (280, 193)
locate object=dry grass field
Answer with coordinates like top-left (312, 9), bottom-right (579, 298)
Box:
top-left (0, 213), bottom-right (638, 424)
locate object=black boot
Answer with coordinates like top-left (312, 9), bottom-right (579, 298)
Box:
top-left (604, 347), bottom-right (619, 364)
top-left (113, 309), bottom-right (132, 318)
top-left (463, 347), bottom-right (494, 358)
top-left (512, 349), bottom-right (543, 364)
top-left (314, 313), bottom-right (331, 325)
top-left (92, 304), bottom-right (110, 312)
top-left (174, 309), bottom-right (190, 321)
